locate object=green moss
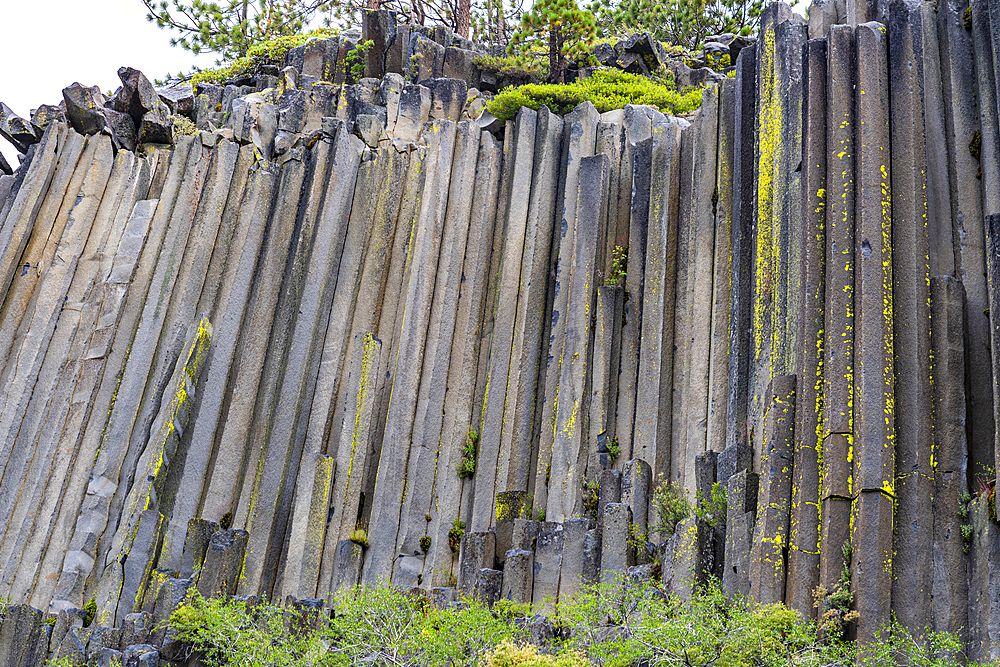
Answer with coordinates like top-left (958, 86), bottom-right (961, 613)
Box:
top-left (190, 28), bottom-right (338, 85)
top-left (219, 511), bottom-right (233, 530)
top-left (486, 69), bottom-right (702, 123)
top-left (83, 597), bottom-right (96, 627)
top-left (965, 5), bottom-right (973, 31)
top-left (420, 535), bottom-right (432, 553)
top-left (349, 527), bottom-right (370, 548)
top-left (971, 129), bottom-right (982, 161)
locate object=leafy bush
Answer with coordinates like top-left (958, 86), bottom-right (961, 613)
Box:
top-left (164, 577), bottom-right (999, 667)
top-left (486, 69), bottom-right (702, 122)
top-left (605, 245), bottom-right (627, 287)
top-left (693, 481), bottom-right (727, 528)
top-left (348, 527), bottom-right (369, 548)
top-left (651, 474), bottom-right (691, 537)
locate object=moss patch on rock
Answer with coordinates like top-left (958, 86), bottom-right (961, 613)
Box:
top-left (486, 69), bottom-right (702, 122)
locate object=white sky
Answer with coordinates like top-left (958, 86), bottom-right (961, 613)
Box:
top-left (0, 0), bottom-right (217, 167)
top-left (0, 0), bottom-right (808, 168)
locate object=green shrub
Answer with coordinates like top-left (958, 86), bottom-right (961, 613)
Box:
top-left (449, 518), bottom-right (467, 553)
top-left (486, 69), bottom-right (702, 122)
top-left (693, 481), bottom-right (727, 528)
top-left (348, 527), bottom-right (369, 548)
top-left (651, 474), bottom-right (691, 537)
top-left (458, 428), bottom-right (479, 478)
top-left (486, 642), bottom-right (588, 667)
top-left (163, 576), bottom-right (996, 667)
top-left (605, 245), bottom-right (627, 287)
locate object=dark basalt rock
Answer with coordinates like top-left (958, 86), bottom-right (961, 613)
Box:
top-left (62, 83), bottom-right (106, 135)
top-left (113, 67), bottom-right (168, 129)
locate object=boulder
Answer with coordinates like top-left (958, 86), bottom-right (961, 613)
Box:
top-left (138, 111), bottom-right (173, 145)
top-left (62, 83), bottom-right (106, 135)
top-left (355, 113), bottom-right (385, 147)
top-left (594, 42), bottom-right (619, 66)
top-left (30, 104), bottom-right (66, 130)
top-left (101, 107), bottom-right (137, 151)
top-left (158, 82), bottom-right (195, 114)
top-left (113, 67), bottom-right (168, 129)
top-left (0, 103), bottom-right (39, 153)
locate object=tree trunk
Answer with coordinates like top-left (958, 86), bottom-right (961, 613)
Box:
top-left (457, 0), bottom-right (471, 39)
top-left (367, 0), bottom-right (380, 11)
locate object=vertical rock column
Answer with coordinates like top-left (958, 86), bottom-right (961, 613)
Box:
top-left (634, 121), bottom-right (682, 499)
top-left (771, 18), bottom-right (808, 382)
top-left (750, 3), bottom-right (792, 456)
top-left (705, 81), bottom-right (735, 459)
top-left (852, 20), bottom-right (893, 644)
top-left (534, 102), bottom-right (598, 516)
top-left (679, 85), bottom-right (721, 491)
top-left (473, 108), bottom-right (535, 532)
top-left (547, 154), bottom-right (611, 521)
top-left (365, 119), bottom-right (458, 582)
top-left (749, 375), bottom-right (795, 604)
top-left (786, 37), bottom-right (826, 618)
top-left (820, 24), bottom-right (855, 593)
top-left (887, 0), bottom-right (936, 633)
top-left (726, 45), bottom-right (757, 459)
top-left (929, 276), bottom-right (969, 640)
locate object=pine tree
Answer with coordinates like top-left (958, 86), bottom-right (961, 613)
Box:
top-left (141, 0), bottom-right (334, 61)
top-left (507, 0), bottom-right (598, 83)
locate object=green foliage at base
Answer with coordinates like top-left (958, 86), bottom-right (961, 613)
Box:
top-left (165, 578), bottom-right (1000, 667)
top-left (187, 29), bottom-right (338, 84)
top-left (486, 69), bottom-right (702, 122)
top-left (651, 473), bottom-right (691, 537)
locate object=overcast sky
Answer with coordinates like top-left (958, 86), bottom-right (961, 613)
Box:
top-left (0, 0), bottom-right (217, 166)
top-left (0, 0), bottom-right (807, 167)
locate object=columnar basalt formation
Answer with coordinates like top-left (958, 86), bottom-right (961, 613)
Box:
top-left (7, 0), bottom-right (1000, 662)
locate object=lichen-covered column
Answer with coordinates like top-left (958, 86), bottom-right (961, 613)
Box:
top-left (852, 20), bottom-right (893, 644)
top-left (820, 24), bottom-right (855, 593)
top-left (787, 36), bottom-right (826, 619)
